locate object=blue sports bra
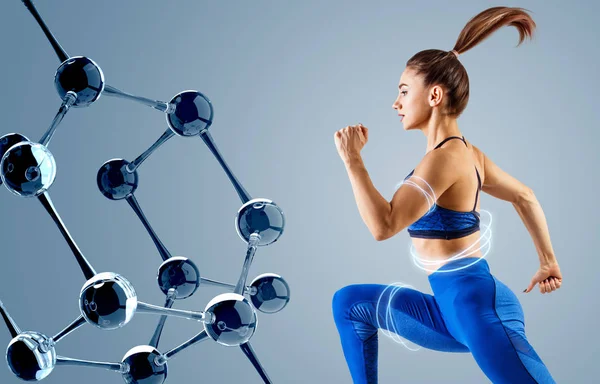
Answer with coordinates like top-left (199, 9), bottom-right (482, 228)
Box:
top-left (406, 136), bottom-right (481, 240)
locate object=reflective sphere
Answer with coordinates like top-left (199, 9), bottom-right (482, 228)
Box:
top-left (249, 273), bottom-right (290, 314)
top-left (6, 332), bottom-right (56, 381)
top-left (166, 90), bottom-right (213, 136)
top-left (235, 198), bottom-right (285, 246)
top-left (157, 257), bottom-right (200, 299)
top-left (0, 141), bottom-right (56, 197)
top-left (54, 56), bottom-right (105, 107)
top-left (0, 133), bottom-right (29, 187)
top-left (122, 345), bottom-right (167, 384)
top-left (79, 272), bottom-right (137, 330)
top-left (204, 293), bottom-right (257, 346)
top-left (97, 158), bottom-right (138, 200)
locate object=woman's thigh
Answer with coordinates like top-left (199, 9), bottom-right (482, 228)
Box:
top-left (443, 276), bottom-right (556, 383)
top-left (332, 283), bottom-right (469, 353)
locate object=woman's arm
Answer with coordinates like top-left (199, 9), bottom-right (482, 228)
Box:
top-left (477, 146), bottom-right (557, 265)
top-left (344, 149), bottom-right (461, 241)
top-left (343, 156), bottom-right (391, 240)
top-left (513, 193), bottom-right (557, 265)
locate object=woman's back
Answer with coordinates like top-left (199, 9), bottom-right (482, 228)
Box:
top-left (410, 136), bottom-right (486, 271)
top-left (410, 136), bottom-right (534, 272)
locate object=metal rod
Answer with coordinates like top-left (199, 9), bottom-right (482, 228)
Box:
top-left (198, 130), bottom-right (252, 204)
top-left (38, 192), bottom-right (96, 280)
top-left (154, 330), bottom-right (209, 366)
top-left (56, 356), bottom-right (129, 373)
top-left (240, 342), bottom-right (272, 383)
top-left (234, 233), bottom-right (260, 294)
top-left (21, 0), bottom-right (69, 62)
top-left (51, 315), bottom-right (86, 343)
top-left (103, 85), bottom-right (174, 113)
top-left (125, 194), bottom-right (172, 261)
top-left (126, 129), bottom-right (175, 173)
top-left (149, 289), bottom-right (177, 348)
top-left (200, 277), bottom-right (236, 290)
top-left (136, 301), bottom-right (212, 323)
top-left (0, 300), bottom-right (21, 338)
top-left (39, 91), bottom-right (77, 147)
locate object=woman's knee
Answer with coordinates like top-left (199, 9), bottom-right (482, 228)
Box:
top-left (332, 284), bottom-right (374, 321)
top-left (332, 284), bottom-right (359, 311)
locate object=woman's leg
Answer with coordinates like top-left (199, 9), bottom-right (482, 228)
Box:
top-left (331, 283), bottom-right (469, 384)
top-left (446, 276), bottom-right (556, 384)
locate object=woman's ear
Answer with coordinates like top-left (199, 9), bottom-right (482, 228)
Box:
top-left (429, 85), bottom-right (444, 107)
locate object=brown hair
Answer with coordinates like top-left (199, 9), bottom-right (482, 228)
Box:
top-left (406, 7), bottom-right (536, 118)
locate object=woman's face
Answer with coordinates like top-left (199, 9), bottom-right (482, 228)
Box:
top-left (392, 67), bottom-right (433, 130)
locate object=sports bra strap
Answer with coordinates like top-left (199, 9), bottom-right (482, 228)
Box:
top-left (408, 136), bottom-right (481, 213)
top-left (473, 167), bottom-right (481, 212)
top-left (434, 135), bottom-right (467, 150)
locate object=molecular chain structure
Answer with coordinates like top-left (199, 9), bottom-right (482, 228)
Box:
top-left (0, 1), bottom-right (290, 383)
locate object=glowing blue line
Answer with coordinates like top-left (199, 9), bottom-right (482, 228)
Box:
top-left (375, 282), bottom-right (422, 351)
top-left (408, 175), bottom-right (436, 201)
top-left (394, 175), bottom-right (496, 274)
top-left (395, 177), bottom-right (437, 215)
top-left (403, 180), bottom-right (436, 215)
top-left (411, 209), bottom-right (492, 264)
top-left (413, 216), bottom-right (492, 265)
top-left (394, 174), bottom-right (437, 201)
top-left (410, 210), bottom-right (494, 273)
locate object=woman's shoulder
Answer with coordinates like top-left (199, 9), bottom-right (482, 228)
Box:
top-left (463, 139), bottom-right (485, 183)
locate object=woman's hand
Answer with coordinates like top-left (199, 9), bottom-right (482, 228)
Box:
top-left (524, 262), bottom-right (562, 294)
top-left (334, 124), bottom-right (369, 165)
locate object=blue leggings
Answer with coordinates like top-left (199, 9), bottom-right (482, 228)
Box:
top-left (332, 257), bottom-right (556, 383)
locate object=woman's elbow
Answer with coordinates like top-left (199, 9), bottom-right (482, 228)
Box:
top-left (374, 223), bottom-right (404, 241)
top-left (373, 227), bottom-right (391, 241)
top-left (373, 232), bottom-right (385, 241)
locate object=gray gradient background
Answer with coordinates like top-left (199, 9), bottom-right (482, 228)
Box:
top-left (0, 0), bottom-right (597, 383)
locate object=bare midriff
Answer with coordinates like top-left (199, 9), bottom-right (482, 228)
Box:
top-left (411, 138), bottom-right (485, 276)
top-left (411, 231), bottom-right (484, 276)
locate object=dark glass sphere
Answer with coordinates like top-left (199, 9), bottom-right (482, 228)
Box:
top-left (249, 273), bottom-right (290, 314)
top-left (97, 158), bottom-right (138, 200)
top-left (122, 345), bottom-right (167, 384)
top-left (79, 272), bottom-right (137, 330)
top-left (235, 198), bottom-right (285, 246)
top-left (0, 141), bottom-right (56, 197)
top-left (6, 332), bottom-right (56, 381)
top-left (204, 293), bottom-right (257, 347)
top-left (166, 90), bottom-right (213, 136)
top-left (157, 257), bottom-right (200, 299)
top-left (0, 133), bottom-right (29, 168)
top-left (54, 56), bottom-right (105, 107)
top-left (0, 133), bottom-right (29, 187)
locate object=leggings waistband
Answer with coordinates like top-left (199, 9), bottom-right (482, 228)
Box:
top-left (427, 257), bottom-right (490, 284)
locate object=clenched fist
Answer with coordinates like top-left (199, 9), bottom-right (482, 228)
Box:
top-left (524, 262), bottom-right (563, 294)
top-left (334, 124), bottom-right (369, 165)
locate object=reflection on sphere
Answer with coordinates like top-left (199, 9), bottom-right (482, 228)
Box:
top-left (249, 273), bottom-right (290, 314)
top-left (97, 158), bottom-right (138, 200)
top-left (122, 345), bottom-right (167, 384)
top-left (6, 332), bottom-right (56, 381)
top-left (236, 198), bottom-right (285, 246)
top-left (204, 293), bottom-right (257, 347)
top-left (0, 141), bottom-right (56, 197)
top-left (0, 133), bottom-right (29, 163)
top-left (157, 257), bottom-right (200, 299)
top-left (54, 56), bottom-right (104, 107)
top-left (79, 272), bottom-right (137, 330)
top-left (166, 91), bottom-right (213, 136)
top-left (0, 132), bottom-right (29, 188)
